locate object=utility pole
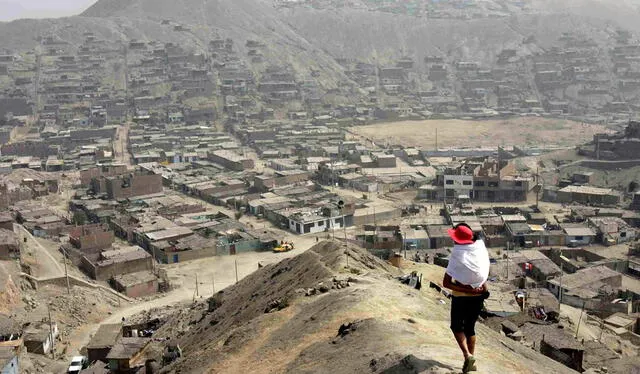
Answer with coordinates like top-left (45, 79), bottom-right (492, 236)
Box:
top-left (558, 261), bottom-right (563, 311)
top-left (535, 165), bottom-right (540, 209)
top-left (152, 246), bottom-right (158, 270)
top-left (575, 301), bottom-right (586, 339)
top-left (343, 215), bottom-right (348, 267)
top-left (332, 220), bottom-right (336, 241)
top-left (402, 232), bottom-right (406, 259)
top-left (506, 242), bottom-right (509, 280)
top-left (47, 303), bottom-right (55, 359)
top-left (62, 247), bottom-right (70, 295)
top-left (523, 285), bottom-right (527, 313)
top-left (373, 207), bottom-right (377, 249)
top-left (114, 260), bottom-right (121, 307)
top-left (234, 259), bottom-right (239, 284)
top-left (195, 274), bottom-right (199, 297)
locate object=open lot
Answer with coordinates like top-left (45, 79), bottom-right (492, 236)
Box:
top-left (350, 117), bottom-right (612, 149)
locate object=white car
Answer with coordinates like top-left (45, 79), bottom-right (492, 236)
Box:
top-left (68, 356), bottom-right (88, 374)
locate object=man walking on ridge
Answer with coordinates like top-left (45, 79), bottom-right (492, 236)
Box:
top-left (443, 223), bottom-right (490, 373)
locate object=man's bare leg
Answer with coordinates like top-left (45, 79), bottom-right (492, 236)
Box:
top-left (453, 332), bottom-right (470, 359)
top-left (467, 335), bottom-right (476, 356)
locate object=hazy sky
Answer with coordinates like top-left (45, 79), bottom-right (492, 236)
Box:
top-left (0, 0), bottom-right (98, 21)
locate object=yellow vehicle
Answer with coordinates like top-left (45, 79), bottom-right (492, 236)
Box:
top-left (273, 242), bottom-right (294, 253)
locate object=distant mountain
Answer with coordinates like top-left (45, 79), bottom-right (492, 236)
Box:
top-left (0, 0), bottom-right (639, 92)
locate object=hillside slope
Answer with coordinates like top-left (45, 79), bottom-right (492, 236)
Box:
top-left (0, 0), bottom-right (632, 82)
top-left (152, 241), bottom-right (577, 374)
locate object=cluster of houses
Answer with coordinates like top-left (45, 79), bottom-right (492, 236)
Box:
top-left (276, 0), bottom-right (524, 19)
top-left (0, 313), bottom-right (61, 374)
top-left (71, 167), bottom-right (279, 266)
top-left (0, 314), bottom-right (168, 373)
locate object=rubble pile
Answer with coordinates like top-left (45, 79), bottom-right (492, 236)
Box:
top-left (301, 276), bottom-right (355, 297)
top-left (22, 294), bottom-right (38, 311)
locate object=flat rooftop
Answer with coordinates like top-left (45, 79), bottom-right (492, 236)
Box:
top-left (87, 323), bottom-right (122, 349)
top-left (114, 271), bottom-right (157, 288)
top-left (145, 226), bottom-right (193, 241)
top-left (559, 185), bottom-right (618, 195)
top-left (105, 337), bottom-right (150, 360)
top-left (548, 265), bottom-right (620, 290)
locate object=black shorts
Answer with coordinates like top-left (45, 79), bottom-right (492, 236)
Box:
top-left (450, 295), bottom-right (484, 337)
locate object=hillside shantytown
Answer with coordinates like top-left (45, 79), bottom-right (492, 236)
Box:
top-left (0, 0), bottom-right (639, 373)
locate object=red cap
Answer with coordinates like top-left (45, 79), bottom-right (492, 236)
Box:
top-left (447, 225), bottom-right (474, 245)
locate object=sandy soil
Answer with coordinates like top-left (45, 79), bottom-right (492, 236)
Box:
top-left (350, 118), bottom-right (612, 149)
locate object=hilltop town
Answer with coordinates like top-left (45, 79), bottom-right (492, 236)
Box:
top-left (0, 0), bottom-right (640, 373)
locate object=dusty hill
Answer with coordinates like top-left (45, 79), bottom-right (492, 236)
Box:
top-left (0, 0), bottom-right (637, 87)
top-left (151, 241), bottom-right (577, 374)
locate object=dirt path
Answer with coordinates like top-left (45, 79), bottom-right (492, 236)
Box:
top-left (16, 224), bottom-right (63, 278)
top-left (114, 123), bottom-right (132, 167)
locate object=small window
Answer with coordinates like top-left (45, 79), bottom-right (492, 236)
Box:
top-left (446, 180), bottom-right (454, 185)
top-left (318, 221), bottom-right (324, 227)
top-left (620, 232), bottom-right (626, 238)
top-left (463, 180), bottom-right (472, 186)
top-left (575, 236), bottom-right (583, 241)
top-left (515, 181), bottom-right (523, 187)
top-left (474, 181), bottom-right (485, 187)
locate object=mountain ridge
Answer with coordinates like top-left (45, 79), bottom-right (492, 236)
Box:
top-left (150, 241), bottom-right (579, 374)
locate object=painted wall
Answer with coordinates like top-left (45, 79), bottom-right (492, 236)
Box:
top-left (0, 355), bottom-right (18, 374)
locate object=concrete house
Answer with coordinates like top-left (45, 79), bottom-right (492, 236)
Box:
top-left (106, 337), bottom-right (151, 372)
top-left (87, 323), bottom-right (123, 363)
top-left (556, 186), bottom-right (620, 206)
top-left (22, 321), bottom-right (58, 355)
top-left (561, 224), bottom-right (596, 246)
top-left (0, 229), bottom-right (19, 261)
top-left (68, 224), bottom-right (115, 252)
top-left (113, 271), bottom-right (158, 298)
top-left (81, 247), bottom-right (153, 281)
top-left (547, 265), bottom-right (624, 312)
top-left (0, 347), bottom-right (18, 374)
top-left (587, 217), bottom-right (637, 245)
top-left (520, 323), bottom-right (584, 372)
top-left (425, 225), bottom-right (454, 249)
top-left (515, 250), bottom-right (562, 282)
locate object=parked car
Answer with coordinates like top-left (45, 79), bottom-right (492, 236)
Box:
top-left (68, 356), bottom-right (88, 374)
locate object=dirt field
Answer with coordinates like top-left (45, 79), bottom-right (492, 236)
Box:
top-left (350, 118), bottom-right (612, 149)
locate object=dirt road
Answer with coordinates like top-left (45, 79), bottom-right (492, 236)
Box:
top-left (15, 224), bottom-right (63, 278)
top-left (114, 123), bottom-right (132, 167)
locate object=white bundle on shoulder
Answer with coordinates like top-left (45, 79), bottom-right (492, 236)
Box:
top-left (445, 239), bottom-right (490, 288)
